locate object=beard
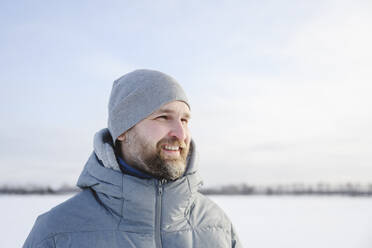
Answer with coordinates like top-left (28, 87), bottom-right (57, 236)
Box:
top-left (121, 131), bottom-right (190, 181)
top-left (143, 137), bottom-right (190, 180)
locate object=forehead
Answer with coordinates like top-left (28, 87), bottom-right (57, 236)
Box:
top-left (152, 101), bottom-right (190, 116)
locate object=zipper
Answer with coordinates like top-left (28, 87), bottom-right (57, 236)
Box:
top-left (155, 179), bottom-right (165, 248)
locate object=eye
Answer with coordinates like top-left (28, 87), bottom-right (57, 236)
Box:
top-left (156, 115), bottom-right (168, 120)
top-left (181, 118), bottom-right (189, 124)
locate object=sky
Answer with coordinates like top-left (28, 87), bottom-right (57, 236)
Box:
top-left (1, 0), bottom-right (371, 187)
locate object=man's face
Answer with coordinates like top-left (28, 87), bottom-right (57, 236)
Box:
top-left (117, 101), bottom-right (191, 180)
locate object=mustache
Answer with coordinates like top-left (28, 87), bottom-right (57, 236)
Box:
top-left (157, 137), bottom-right (187, 149)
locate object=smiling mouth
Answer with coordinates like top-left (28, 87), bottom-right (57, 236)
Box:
top-left (162, 145), bottom-right (181, 152)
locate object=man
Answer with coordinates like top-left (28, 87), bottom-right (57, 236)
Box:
top-left (24, 69), bottom-right (242, 247)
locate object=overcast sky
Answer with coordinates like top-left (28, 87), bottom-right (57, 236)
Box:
top-left (1, 0), bottom-right (371, 187)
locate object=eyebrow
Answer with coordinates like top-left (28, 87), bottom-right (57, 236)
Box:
top-left (154, 108), bottom-right (191, 119)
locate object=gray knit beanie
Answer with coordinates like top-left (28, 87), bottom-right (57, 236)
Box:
top-left (108, 69), bottom-right (189, 142)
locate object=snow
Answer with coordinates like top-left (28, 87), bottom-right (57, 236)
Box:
top-left (1, 194), bottom-right (372, 247)
top-left (212, 195), bottom-right (372, 248)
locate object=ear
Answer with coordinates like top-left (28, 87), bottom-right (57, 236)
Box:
top-left (117, 132), bottom-right (126, 142)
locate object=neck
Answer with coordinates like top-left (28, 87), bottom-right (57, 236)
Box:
top-left (117, 155), bottom-right (153, 179)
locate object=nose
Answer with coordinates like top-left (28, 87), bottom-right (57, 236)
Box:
top-left (168, 120), bottom-right (187, 141)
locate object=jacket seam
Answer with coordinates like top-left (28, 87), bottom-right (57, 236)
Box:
top-left (184, 201), bottom-right (195, 229)
top-left (198, 225), bottom-right (230, 233)
top-left (117, 174), bottom-right (125, 230)
top-left (35, 228), bottom-right (153, 244)
top-left (185, 177), bottom-right (195, 230)
top-left (53, 235), bottom-right (56, 247)
top-left (162, 225), bottom-right (229, 234)
top-left (34, 234), bottom-right (57, 247)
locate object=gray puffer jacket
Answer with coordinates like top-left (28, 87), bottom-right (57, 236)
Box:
top-left (23, 129), bottom-right (242, 248)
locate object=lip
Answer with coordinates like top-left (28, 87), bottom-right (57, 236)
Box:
top-left (161, 145), bottom-right (181, 156)
top-left (162, 144), bottom-right (181, 150)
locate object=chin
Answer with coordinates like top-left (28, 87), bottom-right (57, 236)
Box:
top-left (163, 161), bottom-right (186, 180)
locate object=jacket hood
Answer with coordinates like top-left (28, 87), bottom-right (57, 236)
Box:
top-left (76, 128), bottom-right (202, 226)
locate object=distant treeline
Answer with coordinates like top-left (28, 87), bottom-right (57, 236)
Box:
top-left (1, 182), bottom-right (372, 196)
top-left (0, 185), bottom-right (81, 195)
top-left (201, 182), bottom-right (372, 197)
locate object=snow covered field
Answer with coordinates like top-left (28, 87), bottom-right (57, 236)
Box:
top-left (2, 194), bottom-right (372, 248)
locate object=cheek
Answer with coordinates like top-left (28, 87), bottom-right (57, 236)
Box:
top-left (185, 128), bottom-right (191, 142)
top-left (140, 125), bottom-right (168, 143)
top-left (186, 137), bottom-right (191, 147)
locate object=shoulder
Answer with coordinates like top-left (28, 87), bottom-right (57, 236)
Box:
top-left (190, 193), bottom-right (232, 229)
top-left (23, 189), bottom-right (117, 247)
